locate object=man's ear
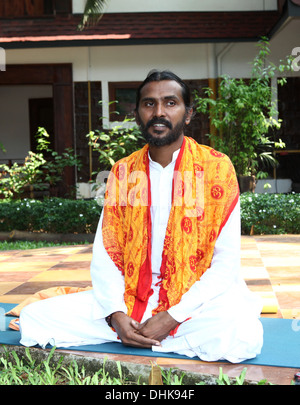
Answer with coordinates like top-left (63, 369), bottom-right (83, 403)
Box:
top-left (185, 108), bottom-right (193, 125)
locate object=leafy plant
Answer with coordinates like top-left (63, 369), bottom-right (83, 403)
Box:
top-left (0, 194), bottom-right (299, 236)
top-left (78, 0), bottom-right (109, 30)
top-left (36, 127), bottom-right (82, 187)
top-left (0, 240), bottom-right (89, 251)
top-left (0, 142), bottom-right (6, 153)
top-left (87, 115), bottom-right (145, 172)
top-left (0, 127), bottom-right (82, 199)
top-left (240, 192), bottom-right (300, 235)
top-left (194, 37), bottom-right (292, 177)
top-left (0, 152), bottom-right (46, 199)
top-left (0, 348), bottom-right (131, 385)
top-left (160, 367), bottom-right (186, 385)
top-left (0, 198), bottom-right (101, 234)
top-left (0, 347), bottom-right (280, 385)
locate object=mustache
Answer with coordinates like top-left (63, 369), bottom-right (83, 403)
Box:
top-left (145, 117), bottom-right (172, 130)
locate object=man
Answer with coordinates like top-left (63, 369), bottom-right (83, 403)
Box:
top-left (20, 70), bottom-right (263, 363)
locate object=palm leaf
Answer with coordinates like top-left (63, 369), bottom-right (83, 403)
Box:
top-left (78, 0), bottom-right (109, 30)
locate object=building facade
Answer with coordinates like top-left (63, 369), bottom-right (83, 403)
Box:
top-left (0, 0), bottom-right (299, 195)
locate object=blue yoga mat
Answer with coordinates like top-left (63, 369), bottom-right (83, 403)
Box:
top-left (1, 303), bottom-right (300, 369)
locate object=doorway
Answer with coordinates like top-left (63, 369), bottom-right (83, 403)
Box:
top-left (29, 97), bottom-right (54, 153)
top-left (0, 64), bottom-right (74, 195)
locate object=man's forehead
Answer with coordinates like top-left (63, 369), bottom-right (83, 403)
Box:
top-left (139, 80), bottom-right (184, 100)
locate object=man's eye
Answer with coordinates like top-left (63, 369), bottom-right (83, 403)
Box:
top-left (167, 100), bottom-right (176, 106)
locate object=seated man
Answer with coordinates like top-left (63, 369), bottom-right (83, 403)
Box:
top-left (20, 70), bottom-right (263, 363)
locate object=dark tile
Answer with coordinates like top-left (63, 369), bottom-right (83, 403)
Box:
top-left (48, 261), bottom-right (91, 270)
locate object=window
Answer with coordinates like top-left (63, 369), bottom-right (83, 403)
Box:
top-left (108, 82), bottom-right (141, 121)
top-left (0, 0), bottom-right (72, 18)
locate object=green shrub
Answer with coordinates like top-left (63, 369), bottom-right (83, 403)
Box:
top-left (0, 194), bottom-right (299, 236)
top-left (87, 117), bottom-right (145, 171)
top-left (240, 192), bottom-right (300, 235)
top-left (0, 128), bottom-right (81, 199)
top-left (0, 198), bottom-right (101, 234)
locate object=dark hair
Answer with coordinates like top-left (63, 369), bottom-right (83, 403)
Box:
top-left (135, 69), bottom-right (193, 111)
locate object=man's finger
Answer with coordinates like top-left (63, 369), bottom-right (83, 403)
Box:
top-left (124, 330), bottom-right (161, 348)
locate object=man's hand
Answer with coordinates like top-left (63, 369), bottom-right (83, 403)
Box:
top-left (131, 311), bottom-right (179, 342)
top-left (110, 311), bottom-right (161, 348)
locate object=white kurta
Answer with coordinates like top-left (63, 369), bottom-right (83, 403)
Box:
top-left (19, 150), bottom-right (263, 363)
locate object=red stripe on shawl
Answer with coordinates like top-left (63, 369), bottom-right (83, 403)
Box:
top-left (131, 152), bottom-right (153, 322)
top-left (217, 188), bottom-right (239, 237)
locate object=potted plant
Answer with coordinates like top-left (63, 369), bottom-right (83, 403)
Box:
top-left (194, 37), bottom-right (292, 192)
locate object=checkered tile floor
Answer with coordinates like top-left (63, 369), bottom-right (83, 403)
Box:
top-left (1, 235), bottom-right (299, 319)
top-left (0, 245), bottom-right (92, 304)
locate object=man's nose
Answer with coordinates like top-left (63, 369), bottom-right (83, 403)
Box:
top-left (154, 102), bottom-right (166, 117)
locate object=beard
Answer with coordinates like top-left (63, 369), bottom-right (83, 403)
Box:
top-left (138, 114), bottom-right (187, 147)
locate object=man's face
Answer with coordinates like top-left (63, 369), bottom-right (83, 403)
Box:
top-left (135, 80), bottom-right (192, 147)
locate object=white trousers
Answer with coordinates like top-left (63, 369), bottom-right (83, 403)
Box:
top-left (19, 284), bottom-right (263, 364)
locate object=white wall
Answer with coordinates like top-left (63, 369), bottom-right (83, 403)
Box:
top-left (89, 43), bottom-right (209, 81)
top-left (3, 12), bottom-right (299, 159)
top-left (0, 85), bottom-right (52, 162)
top-left (216, 19), bottom-right (300, 77)
top-left (6, 47), bottom-right (90, 82)
top-left (6, 43), bottom-right (209, 82)
top-left (73, 0), bottom-right (278, 13)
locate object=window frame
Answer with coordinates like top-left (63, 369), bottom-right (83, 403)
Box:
top-left (108, 81), bottom-right (141, 122)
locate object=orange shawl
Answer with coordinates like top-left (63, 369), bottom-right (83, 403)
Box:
top-left (102, 137), bottom-right (239, 323)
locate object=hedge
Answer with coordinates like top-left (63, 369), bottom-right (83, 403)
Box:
top-left (0, 198), bottom-right (101, 234)
top-left (240, 192), bottom-right (300, 235)
top-left (0, 193), bottom-right (299, 235)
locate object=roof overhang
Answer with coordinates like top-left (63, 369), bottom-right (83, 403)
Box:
top-left (268, 0), bottom-right (300, 37)
top-left (0, 1), bottom-right (299, 50)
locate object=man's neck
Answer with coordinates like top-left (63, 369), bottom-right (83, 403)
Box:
top-left (148, 135), bottom-right (184, 168)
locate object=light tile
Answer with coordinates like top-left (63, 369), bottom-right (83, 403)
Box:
top-left (0, 294), bottom-right (31, 304)
top-left (273, 284), bottom-right (300, 292)
top-left (61, 253), bottom-right (93, 262)
top-left (28, 270), bottom-right (92, 282)
top-left (241, 266), bottom-right (270, 280)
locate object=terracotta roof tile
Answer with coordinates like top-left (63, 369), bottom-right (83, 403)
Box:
top-left (0, 11), bottom-right (282, 47)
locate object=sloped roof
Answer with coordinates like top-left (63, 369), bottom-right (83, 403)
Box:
top-left (0, 10), bottom-right (286, 48)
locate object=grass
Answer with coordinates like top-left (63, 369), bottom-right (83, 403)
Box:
top-left (0, 240), bottom-right (89, 251)
top-left (0, 347), bottom-right (129, 386)
top-left (0, 346), bottom-right (276, 386)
